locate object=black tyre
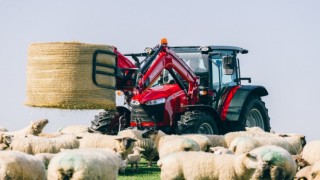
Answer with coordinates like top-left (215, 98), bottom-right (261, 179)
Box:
top-left (177, 110), bottom-right (219, 135)
top-left (89, 110), bottom-right (120, 135)
top-left (232, 95), bottom-right (270, 132)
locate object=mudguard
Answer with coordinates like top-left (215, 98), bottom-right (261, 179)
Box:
top-left (223, 85), bottom-right (268, 121)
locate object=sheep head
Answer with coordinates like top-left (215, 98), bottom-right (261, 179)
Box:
top-left (31, 119), bottom-right (49, 135)
top-left (141, 129), bottom-right (158, 139)
top-left (115, 137), bottom-right (137, 150)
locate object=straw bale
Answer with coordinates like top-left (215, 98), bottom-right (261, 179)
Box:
top-left (25, 42), bottom-right (116, 110)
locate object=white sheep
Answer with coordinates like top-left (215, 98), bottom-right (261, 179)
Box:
top-left (59, 124), bottom-right (89, 135)
top-left (0, 126), bottom-right (8, 132)
top-left (0, 132), bottom-right (12, 150)
top-left (34, 153), bottom-right (56, 169)
top-left (181, 134), bottom-right (211, 151)
top-left (118, 129), bottom-right (157, 166)
top-left (142, 130), bottom-right (200, 159)
top-left (311, 161), bottom-right (320, 180)
top-left (5, 118), bottom-right (48, 138)
top-left (229, 133), bottom-right (305, 155)
top-left (126, 147), bottom-right (145, 172)
top-left (224, 128), bottom-right (272, 147)
top-left (0, 150), bottom-right (46, 180)
top-left (77, 133), bottom-right (136, 159)
top-left (47, 148), bottom-right (126, 180)
top-left (158, 136), bottom-right (200, 159)
top-left (294, 165), bottom-right (312, 180)
top-left (302, 140), bottom-right (320, 165)
top-left (10, 134), bottom-right (80, 154)
top-left (204, 134), bottom-right (228, 148)
top-left (249, 145), bottom-right (297, 180)
top-left (293, 154), bottom-right (310, 170)
top-left (157, 151), bottom-right (265, 180)
top-left (209, 146), bottom-right (234, 155)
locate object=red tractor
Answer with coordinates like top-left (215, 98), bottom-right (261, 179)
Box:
top-left (90, 39), bottom-right (270, 135)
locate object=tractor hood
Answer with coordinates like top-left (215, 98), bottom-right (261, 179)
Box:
top-left (132, 84), bottom-right (180, 104)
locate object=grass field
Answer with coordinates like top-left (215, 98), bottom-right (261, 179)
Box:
top-left (119, 158), bottom-right (160, 180)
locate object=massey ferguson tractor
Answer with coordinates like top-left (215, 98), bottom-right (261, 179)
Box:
top-left (89, 39), bottom-right (270, 135)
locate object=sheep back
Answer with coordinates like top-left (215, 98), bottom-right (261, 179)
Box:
top-left (10, 134), bottom-right (79, 154)
top-left (302, 140), bottom-right (320, 165)
top-left (47, 148), bottom-right (121, 180)
top-left (249, 145), bottom-right (297, 180)
top-left (0, 150), bottom-right (46, 180)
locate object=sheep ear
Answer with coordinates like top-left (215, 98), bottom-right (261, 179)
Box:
top-left (209, 147), bottom-right (215, 153)
top-left (245, 152), bottom-right (257, 160)
top-left (130, 138), bottom-right (137, 142)
top-left (76, 135), bottom-right (83, 139)
top-left (300, 136), bottom-right (306, 147)
top-left (4, 135), bottom-right (12, 144)
top-left (278, 134), bottom-right (289, 137)
top-left (114, 137), bottom-right (124, 141)
top-left (142, 129), bottom-right (157, 138)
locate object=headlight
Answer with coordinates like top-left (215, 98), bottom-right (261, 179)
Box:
top-left (145, 98), bottom-right (166, 105)
top-left (130, 100), bottom-right (140, 106)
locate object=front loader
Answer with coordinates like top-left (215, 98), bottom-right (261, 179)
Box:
top-left (91, 39), bottom-right (270, 135)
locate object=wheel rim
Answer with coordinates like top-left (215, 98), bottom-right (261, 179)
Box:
top-left (246, 108), bottom-right (265, 129)
top-left (198, 123), bottom-right (214, 134)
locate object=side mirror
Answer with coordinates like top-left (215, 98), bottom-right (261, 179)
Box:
top-left (222, 56), bottom-right (235, 75)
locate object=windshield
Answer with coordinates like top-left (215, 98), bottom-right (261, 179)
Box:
top-left (176, 52), bottom-right (208, 73)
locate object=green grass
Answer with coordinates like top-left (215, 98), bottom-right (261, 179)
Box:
top-left (118, 158), bottom-right (160, 180)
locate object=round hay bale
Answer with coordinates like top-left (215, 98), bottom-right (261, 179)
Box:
top-left (25, 42), bottom-right (116, 110)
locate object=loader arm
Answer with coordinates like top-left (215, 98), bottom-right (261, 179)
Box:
top-left (136, 42), bottom-right (200, 104)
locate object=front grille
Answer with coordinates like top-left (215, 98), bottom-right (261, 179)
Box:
top-left (131, 104), bottom-right (164, 123)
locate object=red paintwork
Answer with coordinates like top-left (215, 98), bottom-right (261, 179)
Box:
top-left (114, 48), bottom-right (136, 69)
top-left (114, 48), bottom-right (137, 91)
top-left (131, 84), bottom-right (188, 126)
top-left (221, 86), bottom-right (241, 121)
top-left (136, 46), bottom-right (199, 105)
top-left (129, 45), bottom-right (200, 127)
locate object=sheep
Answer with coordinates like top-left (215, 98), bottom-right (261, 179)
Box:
top-left (77, 133), bottom-right (136, 160)
top-left (224, 128), bottom-right (272, 147)
top-left (5, 118), bottom-right (48, 138)
top-left (157, 151), bottom-right (265, 180)
top-left (209, 146), bottom-right (234, 155)
top-left (249, 145), bottom-right (297, 180)
top-left (47, 148), bottom-right (126, 180)
top-left (158, 136), bottom-right (201, 159)
top-left (118, 129), bottom-right (157, 166)
top-left (34, 153), bottom-right (56, 169)
top-left (0, 126), bottom-right (8, 132)
top-left (0, 150), bottom-right (46, 180)
top-left (229, 134), bottom-right (305, 155)
top-left (311, 161), bottom-right (320, 180)
top-left (204, 134), bottom-right (228, 148)
top-left (293, 154), bottom-right (310, 170)
top-left (0, 132), bottom-right (12, 150)
top-left (10, 134), bottom-right (80, 154)
top-left (126, 147), bottom-right (145, 172)
top-left (59, 124), bottom-right (89, 135)
top-left (294, 165), bottom-right (312, 180)
top-left (142, 129), bottom-right (201, 159)
top-left (302, 140), bottom-right (320, 165)
top-left (181, 134), bottom-right (212, 151)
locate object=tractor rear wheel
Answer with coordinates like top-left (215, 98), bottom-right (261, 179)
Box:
top-left (231, 95), bottom-right (270, 132)
top-left (177, 110), bottom-right (219, 135)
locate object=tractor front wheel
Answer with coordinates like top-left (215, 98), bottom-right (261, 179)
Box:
top-left (177, 110), bottom-right (219, 135)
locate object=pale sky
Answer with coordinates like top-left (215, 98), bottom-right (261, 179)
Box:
top-left (0, 0), bottom-right (319, 141)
